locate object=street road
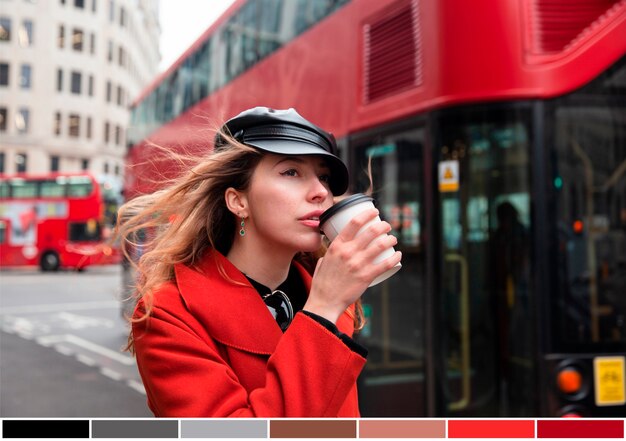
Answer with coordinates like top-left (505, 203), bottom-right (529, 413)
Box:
top-left (0, 265), bottom-right (151, 417)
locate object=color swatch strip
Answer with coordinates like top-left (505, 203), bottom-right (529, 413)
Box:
top-left (181, 419), bottom-right (267, 438)
top-left (360, 420), bottom-right (445, 438)
top-left (537, 420), bottom-right (624, 438)
top-left (448, 420), bottom-right (534, 438)
top-left (91, 420), bottom-right (178, 438)
top-left (1, 418), bottom-right (625, 439)
top-left (2, 420), bottom-right (89, 439)
top-left (270, 420), bottom-right (356, 438)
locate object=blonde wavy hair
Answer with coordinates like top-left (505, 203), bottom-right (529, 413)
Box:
top-left (115, 134), bottom-right (364, 353)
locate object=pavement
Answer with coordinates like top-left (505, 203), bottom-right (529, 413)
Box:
top-left (0, 331), bottom-right (152, 417)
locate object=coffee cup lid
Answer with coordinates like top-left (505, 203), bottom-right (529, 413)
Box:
top-left (319, 193), bottom-right (374, 229)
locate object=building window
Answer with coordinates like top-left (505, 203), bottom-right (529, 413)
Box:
top-left (0, 63), bottom-right (8, 86)
top-left (0, 107), bottom-right (7, 131)
top-left (72, 28), bottom-right (83, 51)
top-left (106, 80), bottom-right (111, 102)
top-left (92, 0), bottom-right (97, 13)
top-left (88, 75), bottom-right (94, 96)
top-left (50, 155), bottom-right (60, 172)
top-left (86, 116), bottom-right (92, 139)
top-left (70, 71), bottom-right (81, 94)
top-left (81, 158), bottom-right (89, 170)
top-left (104, 162), bottom-right (109, 173)
top-left (19, 20), bottom-right (33, 47)
top-left (20, 64), bottom-right (31, 89)
top-left (108, 0), bottom-right (114, 22)
top-left (68, 113), bottom-right (80, 137)
top-left (16, 108), bottom-right (30, 134)
top-left (75, 0), bottom-right (85, 9)
top-left (116, 85), bottom-right (122, 105)
top-left (58, 25), bottom-right (65, 48)
top-left (107, 40), bottom-right (113, 62)
top-left (104, 121), bottom-right (110, 143)
top-left (89, 32), bottom-right (95, 54)
top-left (0, 17), bottom-right (11, 42)
top-left (56, 68), bottom-right (63, 91)
top-left (119, 6), bottom-right (125, 27)
top-left (16, 153), bottom-right (27, 173)
top-left (114, 164), bottom-right (120, 176)
top-left (60, 0), bottom-right (66, 4)
top-left (54, 111), bottom-right (62, 135)
top-left (118, 46), bottom-right (124, 66)
top-left (0, 152), bottom-right (4, 173)
top-left (115, 124), bottom-right (121, 145)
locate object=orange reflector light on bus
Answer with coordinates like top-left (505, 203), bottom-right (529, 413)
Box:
top-left (573, 220), bottom-right (584, 234)
top-left (557, 368), bottom-right (582, 394)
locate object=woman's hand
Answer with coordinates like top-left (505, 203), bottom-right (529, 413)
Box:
top-left (303, 208), bottom-right (402, 324)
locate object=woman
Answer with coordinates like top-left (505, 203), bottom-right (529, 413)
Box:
top-left (117, 107), bottom-right (402, 417)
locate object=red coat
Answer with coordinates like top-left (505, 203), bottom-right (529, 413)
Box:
top-left (132, 250), bottom-right (366, 417)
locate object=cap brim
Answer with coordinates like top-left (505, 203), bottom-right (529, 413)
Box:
top-left (245, 139), bottom-right (349, 195)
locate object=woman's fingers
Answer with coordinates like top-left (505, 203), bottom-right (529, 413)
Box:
top-left (335, 208), bottom-right (380, 242)
top-left (306, 206), bottom-right (403, 323)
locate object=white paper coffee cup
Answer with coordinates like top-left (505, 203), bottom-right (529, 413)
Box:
top-left (319, 193), bottom-right (401, 286)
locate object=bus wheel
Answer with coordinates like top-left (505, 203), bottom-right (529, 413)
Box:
top-left (40, 252), bottom-right (60, 272)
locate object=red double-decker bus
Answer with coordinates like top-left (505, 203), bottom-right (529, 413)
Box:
top-left (0, 173), bottom-right (119, 271)
top-left (125, 0), bottom-right (625, 417)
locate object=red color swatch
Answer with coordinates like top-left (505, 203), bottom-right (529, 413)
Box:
top-left (537, 420), bottom-right (624, 438)
top-left (448, 420), bottom-right (535, 438)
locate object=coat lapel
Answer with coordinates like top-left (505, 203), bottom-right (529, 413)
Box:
top-left (173, 250), bottom-right (298, 354)
top-left (174, 250), bottom-right (354, 355)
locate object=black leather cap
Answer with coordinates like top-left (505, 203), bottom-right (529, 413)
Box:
top-left (216, 107), bottom-right (349, 195)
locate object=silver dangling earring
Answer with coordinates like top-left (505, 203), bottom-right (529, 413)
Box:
top-left (239, 217), bottom-right (246, 237)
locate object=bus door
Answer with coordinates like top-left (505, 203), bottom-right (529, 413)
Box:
top-left (350, 125), bottom-right (429, 416)
top-left (435, 107), bottom-right (536, 416)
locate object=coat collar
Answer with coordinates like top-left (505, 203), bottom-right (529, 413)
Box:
top-left (174, 250), bottom-right (312, 355)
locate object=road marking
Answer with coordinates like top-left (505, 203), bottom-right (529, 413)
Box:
top-left (127, 380), bottom-right (146, 395)
top-left (76, 354), bottom-right (97, 367)
top-left (55, 345), bottom-right (73, 357)
top-left (36, 334), bottom-right (134, 365)
top-left (36, 335), bottom-right (59, 347)
top-left (55, 311), bottom-right (115, 330)
top-left (0, 300), bottom-right (119, 315)
top-left (100, 367), bottom-right (123, 381)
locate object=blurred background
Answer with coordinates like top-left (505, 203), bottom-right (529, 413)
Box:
top-left (1, 0), bottom-right (625, 418)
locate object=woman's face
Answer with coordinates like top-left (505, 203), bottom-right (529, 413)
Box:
top-left (243, 153), bottom-right (334, 254)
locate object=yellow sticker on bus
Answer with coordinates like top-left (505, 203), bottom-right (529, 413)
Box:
top-left (439, 160), bottom-right (459, 192)
top-left (594, 356), bottom-right (625, 406)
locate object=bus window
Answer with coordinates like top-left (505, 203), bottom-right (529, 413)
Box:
top-left (0, 220), bottom-right (6, 244)
top-left (67, 177), bottom-right (93, 197)
top-left (549, 56), bottom-right (626, 351)
top-left (351, 126), bottom-right (427, 416)
top-left (436, 106), bottom-right (534, 416)
top-left (40, 180), bottom-right (66, 197)
top-left (69, 220), bottom-right (101, 242)
top-left (0, 182), bottom-right (9, 199)
top-left (11, 180), bottom-right (37, 198)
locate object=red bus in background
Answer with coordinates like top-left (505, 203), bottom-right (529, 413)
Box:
top-left (125, 0), bottom-right (626, 417)
top-left (0, 173), bottom-right (119, 271)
